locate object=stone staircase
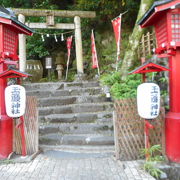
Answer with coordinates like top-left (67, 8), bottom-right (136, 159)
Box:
top-left (24, 81), bottom-right (114, 150)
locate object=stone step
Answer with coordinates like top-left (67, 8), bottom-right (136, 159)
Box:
top-left (39, 122), bottom-right (114, 135)
top-left (25, 80), bottom-right (114, 147)
top-left (39, 134), bottom-right (114, 146)
top-left (26, 87), bottom-right (102, 98)
top-left (39, 144), bottom-right (115, 154)
top-left (64, 81), bottom-right (100, 90)
top-left (38, 95), bottom-right (106, 107)
top-left (38, 102), bottom-right (114, 116)
top-left (24, 82), bottom-right (64, 91)
top-left (24, 81), bottom-right (100, 91)
top-left (39, 111), bottom-right (113, 124)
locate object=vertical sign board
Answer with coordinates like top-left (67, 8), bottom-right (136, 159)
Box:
top-left (137, 83), bottom-right (160, 119)
top-left (5, 85), bottom-right (26, 118)
top-left (45, 57), bottom-right (52, 69)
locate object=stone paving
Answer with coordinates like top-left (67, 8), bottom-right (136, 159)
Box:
top-left (0, 150), bottom-right (155, 180)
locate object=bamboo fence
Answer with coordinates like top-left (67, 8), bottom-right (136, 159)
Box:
top-left (114, 98), bottom-right (165, 160)
top-left (13, 96), bottom-right (39, 155)
top-left (138, 31), bottom-right (157, 59)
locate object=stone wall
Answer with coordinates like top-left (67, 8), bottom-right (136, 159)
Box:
top-left (26, 60), bottom-right (43, 82)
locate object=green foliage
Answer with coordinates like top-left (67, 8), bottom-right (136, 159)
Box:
top-left (143, 161), bottom-right (164, 178)
top-left (101, 71), bottom-right (121, 86)
top-left (66, 70), bottom-right (76, 82)
top-left (75, 0), bottom-right (140, 27)
top-left (33, 0), bottom-right (58, 9)
top-left (27, 34), bottom-right (49, 59)
top-left (140, 144), bottom-right (164, 162)
top-left (0, 159), bottom-right (14, 165)
top-left (158, 76), bottom-right (168, 97)
top-left (2, 0), bottom-right (32, 8)
top-left (101, 72), bottom-right (141, 99)
top-left (140, 144), bottom-right (165, 178)
top-left (39, 71), bottom-right (57, 82)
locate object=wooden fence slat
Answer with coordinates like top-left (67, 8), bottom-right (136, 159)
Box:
top-left (114, 98), bottom-right (165, 160)
top-left (13, 96), bottom-right (38, 155)
top-left (138, 32), bottom-right (156, 59)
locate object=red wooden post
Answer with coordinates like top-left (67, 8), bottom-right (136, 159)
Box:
top-left (0, 7), bottom-right (33, 159)
top-left (145, 120), bottom-right (154, 160)
top-left (166, 51), bottom-right (180, 162)
top-left (138, 0), bottom-right (180, 162)
top-left (0, 27), bottom-right (15, 160)
top-left (20, 116), bottom-right (26, 156)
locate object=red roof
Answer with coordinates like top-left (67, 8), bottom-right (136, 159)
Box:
top-left (129, 61), bottom-right (169, 74)
top-left (138, 0), bottom-right (180, 28)
top-left (0, 7), bottom-right (33, 35)
top-left (0, 69), bottom-right (31, 79)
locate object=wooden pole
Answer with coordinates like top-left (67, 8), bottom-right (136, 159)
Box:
top-left (142, 34), bottom-right (145, 58)
top-left (20, 116), bottom-right (26, 156)
top-left (65, 55), bottom-right (70, 80)
top-left (147, 32), bottom-right (151, 55)
top-left (113, 111), bottom-right (120, 159)
top-left (74, 16), bottom-right (84, 74)
top-left (18, 14), bottom-right (26, 72)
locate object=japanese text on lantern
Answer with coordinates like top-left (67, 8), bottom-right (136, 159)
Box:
top-left (5, 85), bottom-right (26, 118)
top-left (150, 85), bottom-right (159, 117)
top-left (11, 86), bottom-right (21, 115)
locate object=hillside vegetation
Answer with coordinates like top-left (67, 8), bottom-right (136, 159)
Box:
top-left (2, 0), bottom-right (161, 99)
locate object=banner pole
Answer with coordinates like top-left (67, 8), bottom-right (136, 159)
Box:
top-left (97, 65), bottom-right (100, 77)
top-left (112, 10), bottom-right (128, 21)
top-left (121, 10), bottom-right (128, 16)
top-left (115, 14), bottom-right (122, 71)
top-left (65, 55), bottom-right (70, 81)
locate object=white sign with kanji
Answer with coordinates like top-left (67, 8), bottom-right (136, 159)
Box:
top-left (137, 83), bottom-right (160, 119)
top-left (5, 85), bottom-right (26, 118)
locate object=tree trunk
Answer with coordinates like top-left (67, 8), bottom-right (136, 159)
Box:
top-left (120, 0), bottom-right (154, 78)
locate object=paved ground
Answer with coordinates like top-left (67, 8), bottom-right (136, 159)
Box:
top-left (0, 150), bottom-right (155, 180)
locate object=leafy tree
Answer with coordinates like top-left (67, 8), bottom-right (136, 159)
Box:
top-left (1, 0), bottom-right (31, 8)
top-left (74, 0), bottom-right (140, 28)
top-left (120, 0), bottom-right (155, 78)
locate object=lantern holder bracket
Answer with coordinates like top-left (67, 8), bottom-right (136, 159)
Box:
top-left (155, 47), bottom-right (177, 56)
top-left (0, 52), bottom-right (19, 61)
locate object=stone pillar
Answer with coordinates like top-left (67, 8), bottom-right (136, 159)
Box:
top-left (18, 14), bottom-right (26, 72)
top-left (56, 64), bottom-right (64, 80)
top-left (74, 16), bottom-right (84, 74)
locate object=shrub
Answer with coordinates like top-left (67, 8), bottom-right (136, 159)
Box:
top-left (101, 72), bottom-right (141, 99)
